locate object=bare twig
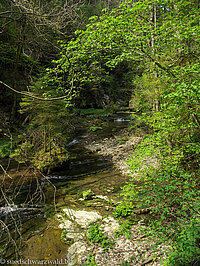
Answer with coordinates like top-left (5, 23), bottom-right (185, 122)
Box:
top-left (0, 164), bottom-right (12, 179)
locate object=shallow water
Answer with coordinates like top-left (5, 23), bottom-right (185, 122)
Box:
top-left (0, 116), bottom-right (131, 261)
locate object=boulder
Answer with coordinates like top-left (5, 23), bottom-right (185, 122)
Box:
top-left (62, 208), bottom-right (102, 228)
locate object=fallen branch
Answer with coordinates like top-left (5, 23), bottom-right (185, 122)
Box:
top-left (142, 258), bottom-right (153, 265)
top-left (142, 252), bottom-right (163, 266)
top-left (133, 207), bottom-right (154, 214)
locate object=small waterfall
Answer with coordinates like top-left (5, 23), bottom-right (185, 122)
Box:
top-left (114, 117), bottom-right (131, 122)
top-left (66, 138), bottom-right (80, 147)
top-left (0, 204), bottom-right (43, 229)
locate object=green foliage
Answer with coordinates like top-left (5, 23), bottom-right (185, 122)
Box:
top-left (0, 41), bottom-right (40, 71)
top-left (61, 229), bottom-right (67, 240)
top-left (130, 73), bottom-right (166, 113)
top-left (120, 261), bottom-right (130, 266)
top-left (83, 254), bottom-right (97, 266)
top-left (87, 224), bottom-right (104, 243)
top-left (122, 132), bottom-right (200, 264)
top-left (89, 125), bottom-right (103, 132)
top-left (42, 0), bottom-right (198, 111)
top-left (0, 42), bottom-right (17, 65)
top-left (12, 127), bottom-right (69, 172)
top-left (2, 1), bottom-right (199, 263)
top-left (114, 201), bottom-right (134, 218)
top-left (75, 108), bottom-right (111, 117)
top-left (117, 137), bottom-right (128, 145)
top-left (87, 223), bottom-right (114, 252)
top-left (11, 75), bottom-right (72, 172)
top-left (114, 219), bottom-right (133, 239)
top-left (164, 217), bottom-right (200, 265)
top-left (0, 138), bottom-right (13, 158)
top-left (82, 189), bottom-right (94, 200)
top-left (100, 237), bottom-right (114, 252)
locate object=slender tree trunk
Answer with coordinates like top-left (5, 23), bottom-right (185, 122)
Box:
top-left (11, 15), bottom-right (26, 120)
top-left (151, 4), bottom-right (156, 57)
top-left (43, 125), bottom-right (47, 152)
top-left (49, 129), bottom-right (51, 155)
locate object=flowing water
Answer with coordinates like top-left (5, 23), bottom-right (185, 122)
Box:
top-left (0, 116), bottom-right (132, 262)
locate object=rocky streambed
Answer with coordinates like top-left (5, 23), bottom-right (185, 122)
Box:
top-left (51, 126), bottom-right (170, 266)
top-left (56, 207), bottom-right (170, 265)
top-left (84, 128), bottom-right (143, 176)
top-left (2, 118), bottom-right (170, 265)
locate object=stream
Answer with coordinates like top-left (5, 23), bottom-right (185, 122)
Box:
top-left (0, 116), bottom-right (132, 262)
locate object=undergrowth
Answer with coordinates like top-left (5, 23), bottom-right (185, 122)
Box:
top-left (118, 132), bottom-right (200, 265)
top-left (114, 218), bottom-right (133, 239)
top-left (0, 137), bottom-right (14, 158)
top-left (83, 255), bottom-right (97, 266)
top-left (87, 223), bottom-right (114, 252)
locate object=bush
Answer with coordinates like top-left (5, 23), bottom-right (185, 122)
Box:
top-left (87, 223), bottom-right (114, 252)
top-left (164, 217), bottom-right (200, 265)
top-left (0, 137), bottom-right (16, 158)
top-left (114, 201), bottom-right (134, 218)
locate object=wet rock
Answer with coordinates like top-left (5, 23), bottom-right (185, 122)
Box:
top-left (101, 216), bottom-right (119, 237)
top-left (62, 209), bottom-right (102, 228)
top-left (57, 215), bottom-right (84, 241)
top-left (67, 241), bottom-right (87, 265)
top-left (93, 195), bottom-right (110, 201)
top-left (57, 217), bottom-right (73, 230)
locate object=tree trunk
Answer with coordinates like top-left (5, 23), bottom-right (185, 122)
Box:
top-left (11, 15), bottom-right (26, 120)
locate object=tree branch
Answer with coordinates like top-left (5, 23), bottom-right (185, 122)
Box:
top-left (140, 43), bottom-right (176, 78)
top-left (0, 81), bottom-right (73, 101)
